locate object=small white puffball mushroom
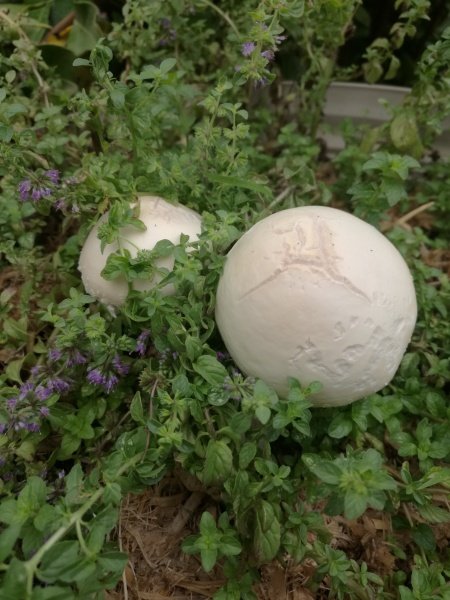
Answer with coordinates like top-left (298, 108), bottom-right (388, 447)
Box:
top-left (215, 206), bottom-right (417, 407)
top-left (78, 195), bottom-right (202, 306)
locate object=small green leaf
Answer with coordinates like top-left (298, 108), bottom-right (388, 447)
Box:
top-left (255, 405), bottom-right (271, 425)
top-left (0, 524), bottom-right (22, 562)
top-left (0, 558), bottom-right (28, 600)
top-left (97, 551), bottom-right (128, 577)
top-left (306, 459), bottom-right (342, 485)
top-left (73, 58), bottom-right (91, 67)
top-left (193, 355), bottom-right (228, 385)
top-left (39, 541), bottom-right (80, 583)
top-left (328, 413), bottom-right (353, 438)
top-left (159, 58), bottom-right (177, 73)
top-left (201, 547), bottom-right (217, 573)
top-left (239, 442), bottom-right (257, 469)
top-left (203, 440), bottom-right (233, 485)
top-left (411, 523), bottom-right (436, 552)
top-left (344, 491), bottom-right (368, 519)
top-left (206, 173), bottom-right (272, 198)
top-left (253, 501), bottom-right (280, 563)
top-left (130, 391), bottom-right (145, 424)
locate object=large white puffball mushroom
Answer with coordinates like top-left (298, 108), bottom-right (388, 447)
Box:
top-left (215, 206), bottom-right (417, 407)
top-left (79, 195), bottom-right (202, 306)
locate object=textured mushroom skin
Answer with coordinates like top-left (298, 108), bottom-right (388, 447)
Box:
top-left (78, 195), bottom-right (202, 306)
top-left (215, 206), bottom-right (417, 406)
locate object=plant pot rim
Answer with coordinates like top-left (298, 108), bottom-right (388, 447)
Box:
top-left (322, 81), bottom-right (450, 156)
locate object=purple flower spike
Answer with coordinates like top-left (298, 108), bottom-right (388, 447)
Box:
top-left (45, 170), bottom-right (60, 184)
top-left (39, 406), bottom-right (50, 417)
top-left (19, 381), bottom-right (34, 400)
top-left (105, 374), bottom-right (119, 393)
top-left (18, 179), bottom-right (32, 200)
top-left (35, 385), bottom-right (51, 402)
top-left (26, 422), bottom-right (40, 433)
top-left (261, 49), bottom-right (275, 61)
top-left (30, 365), bottom-right (42, 378)
top-left (112, 355), bottom-right (129, 376)
top-left (242, 42), bottom-right (256, 57)
top-left (7, 398), bottom-right (17, 411)
top-left (48, 378), bottom-right (70, 394)
top-left (55, 199), bottom-right (66, 211)
top-left (136, 330), bottom-right (150, 356)
top-left (67, 350), bottom-right (87, 366)
top-left (31, 188), bottom-right (43, 202)
top-left (48, 348), bottom-right (62, 362)
top-left (87, 368), bottom-right (106, 386)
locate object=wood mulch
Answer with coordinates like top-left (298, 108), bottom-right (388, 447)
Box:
top-left (106, 474), bottom-right (436, 600)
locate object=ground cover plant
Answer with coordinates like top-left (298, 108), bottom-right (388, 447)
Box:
top-left (1, 0), bottom-right (450, 598)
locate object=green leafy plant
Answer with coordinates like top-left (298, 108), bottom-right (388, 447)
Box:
top-left (1, 1), bottom-right (450, 598)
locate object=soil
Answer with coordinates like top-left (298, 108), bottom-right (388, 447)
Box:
top-left (106, 473), bottom-right (432, 600)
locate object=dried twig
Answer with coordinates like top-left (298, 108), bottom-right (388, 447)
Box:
top-left (167, 491), bottom-right (204, 535)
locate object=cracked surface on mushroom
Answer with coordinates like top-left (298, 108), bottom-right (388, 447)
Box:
top-left (240, 217), bottom-right (369, 301)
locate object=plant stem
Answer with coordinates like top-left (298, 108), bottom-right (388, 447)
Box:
top-left (196, 0), bottom-right (240, 37)
top-left (23, 451), bottom-right (145, 597)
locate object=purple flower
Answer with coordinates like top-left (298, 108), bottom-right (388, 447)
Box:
top-left (19, 381), bottom-right (34, 400)
top-left (48, 377), bottom-right (70, 394)
top-left (274, 34), bottom-right (286, 44)
top-left (160, 17), bottom-right (171, 29)
top-left (0, 457), bottom-right (6, 466)
top-left (254, 76), bottom-right (269, 88)
top-left (39, 406), bottom-right (50, 417)
top-left (136, 330), bottom-right (150, 356)
top-left (45, 169), bottom-right (60, 184)
top-left (67, 350), bottom-right (87, 366)
top-left (7, 398), bottom-right (17, 411)
top-left (35, 385), bottom-right (52, 402)
top-left (242, 42), bottom-right (256, 57)
top-left (30, 365), bottom-right (42, 378)
top-left (0, 424), bottom-right (7, 434)
top-left (26, 422), bottom-right (40, 433)
top-left (30, 185), bottom-right (52, 202)
top-left (216, 351), bottom-right (229, 362)
top-left (55, 199), bottom-right (66, 211)
top-left (105, 374), bottom-right (119, 393)
top-left (112, 355), bottom-right (129, 376)
top-left (18, 179), bottom-right (32, 200)
top-left (48, 348), bottom-right (62, 362)
top-left (87, 368), bottom-right (106, 386)
top-left (71, 204), bottom-right (80, 213)
top-left (261, 49), bottom-right (275, 61)
top-left (58, 469), bottom-right (65, 479)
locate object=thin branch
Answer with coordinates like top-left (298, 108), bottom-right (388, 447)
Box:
top-left (167, 491), bottom-right (204, 535)
top-left (386, 201), bottom-right (435, 231)
top-left (197, 0), bottom-right (240, 37)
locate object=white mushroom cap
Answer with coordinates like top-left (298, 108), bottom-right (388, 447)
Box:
top-left (78, 195), bottom-right (202, 306)
top-left (215, 206), bottom-right (417, 407)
